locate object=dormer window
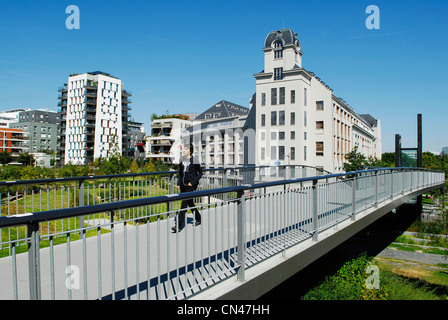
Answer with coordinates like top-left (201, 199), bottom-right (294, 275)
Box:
top-left (273, 40), bottom-right (283, 59)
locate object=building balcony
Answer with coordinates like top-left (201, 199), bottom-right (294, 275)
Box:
top-left (150, 139), bottom-right (171, 146)
top-left (122, 90), bottom-right (132, 97)
top-left (83, 89), bottom-right (97, 97)
top-left (83, 83), bottom-right (97, 90)
top-left (84, 98), bottom-right (97, 105)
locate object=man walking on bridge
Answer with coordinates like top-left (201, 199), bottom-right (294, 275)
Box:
top-left (172, 144), bottom-right (203, 232)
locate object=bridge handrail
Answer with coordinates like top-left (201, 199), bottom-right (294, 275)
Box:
top-left (0, 164), bottom-right (331, 187)
top-left (0, 167), bottom-right (442, 229)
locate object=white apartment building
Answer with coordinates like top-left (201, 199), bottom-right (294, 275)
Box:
top-left (147, 115), bottom-right (193, 164)
top-left (0, 108), bottom-right (30, 127)
top-left (254, 29), bottom-right (381, 173)
top-left (58, 71), bottom-right (132, 165)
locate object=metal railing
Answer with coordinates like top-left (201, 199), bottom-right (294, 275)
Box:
top-left (0, 167), bottom-right (444, 300)
top-left (0, 165), bottom-right (327, 255)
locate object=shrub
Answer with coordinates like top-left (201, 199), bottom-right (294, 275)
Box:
top-left (302, 253), bottom-right (390, 300)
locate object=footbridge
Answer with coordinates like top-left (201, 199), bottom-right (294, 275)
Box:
top-left (0, 166), bottom-right (444, 300)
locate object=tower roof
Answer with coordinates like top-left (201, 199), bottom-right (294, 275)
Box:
top-left (264, 28), bottom-right (300, 48)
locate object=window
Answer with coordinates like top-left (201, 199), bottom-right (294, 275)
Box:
top-left (304, 132), bottom-right (307, 140)
top-left (273, 40), bottom-right (282, 49)
top-left (261, 114), bottom-right (265, 126)
top-left (291, 131), bottom-right (295, 140)
top-left (316, 142), bottom-right (324, 156)
top-left (271, 131), bottom-right (277, 140)
top-left (279, 146), bottom-right (285, 160)
top-left (304, 111), bottom-right (307, 127)
top-left (271, 88), bottom-right (277, 105)
top-left (291, 147), bottom-right (295, 160)
top-left (271, 111), bottom-right (277, 126)
top-left (279, 131), bottom-right (285, 140)
top-left (290, 112), bottom-right (295, 125)
top-left (279, 87), bottom-right (285, 104)
top-left (261, 93), bottom-right (266, 106)
top-left (316, 101), bottom-right (324, 111)
top-left (316, 121), bottom-right (324, 130)
top-left (271, 146), bottom-right (277, 160)
top-left (273, 41), bottom-right (283, 59)
top-left (261, 132), bottom-right (265, 141)
top-left (261, 147), bottom-right (265, 160)
top-left (291, 90), bottom-right (295, 104)
top-left (274, 68), bottom-right (283, 80)
top-left (279, 111), bottom-right (285, 125)
top-left (304, 146), bottom-right (307, 161)
top-left (304, 88), bottom-right (307, 106)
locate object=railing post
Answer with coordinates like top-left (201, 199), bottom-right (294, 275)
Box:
top-left (223, 169), bottom-right (228, 202)
top-left (28, 222), bottom-right (41, 300)
top-left (170, 173), bottom-right (175, 194)
top-left (236, 189), bottom-right (246, 282)
top-left (401, 169), bottom-right (405, 195)
top-left (352, 175), bottom-right (356, 221)
top-left (390, 170), bottom-right (394, 200)
top-left (375, 171), bottom-right (378, 208)
top-left (312, 179), bottom-right (318, 241)
top-left (78, 179), bottom-right (85, 235)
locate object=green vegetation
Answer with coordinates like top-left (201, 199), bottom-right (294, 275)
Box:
top-left (301, 253), bottom-right (448, 300)
top-left (302, 190), bottom-right (448, 300)
top-left (302, 253), bottom-right (390, 300)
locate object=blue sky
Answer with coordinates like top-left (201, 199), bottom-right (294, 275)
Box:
top-left (0, 0), bottom-right (447, 153)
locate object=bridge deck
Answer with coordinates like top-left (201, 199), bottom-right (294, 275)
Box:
top-left (0, 191), bottom-right (351, 300)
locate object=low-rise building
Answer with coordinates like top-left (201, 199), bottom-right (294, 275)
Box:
top-left (184, 100), bottom-right (252, 168)
top-left (0, 127), bottom-right (28, 158)
top-left (10, 109), bottom-right (59, 153)
top-left (147, 115), bottom-right (193, 164)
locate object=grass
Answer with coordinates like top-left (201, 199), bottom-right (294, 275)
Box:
top-left (0, 178), bottom-right (183, 258)
top-left (374, 257), bottom-right (448, 300)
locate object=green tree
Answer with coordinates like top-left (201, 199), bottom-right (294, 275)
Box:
top-left (130, 160), bottom-right (139, 173)
top-left (17, 152), bottom-right (35, 166)
top-left (381, 152), bottom-right (395, 167)
top-left (343, 146), bottom-right (367, 172)
top-left (0, 151), bottom-right (13, 165)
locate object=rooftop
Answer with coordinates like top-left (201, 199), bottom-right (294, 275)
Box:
top-left (196, 100), bottom-right (249, 120)
top-left (264, 28), bottom-right (301, 49)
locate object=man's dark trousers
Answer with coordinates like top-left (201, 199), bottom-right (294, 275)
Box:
top-left (176, 185), bottom-right (201, 229)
